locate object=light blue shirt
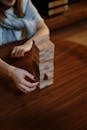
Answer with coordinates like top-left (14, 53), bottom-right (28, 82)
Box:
top-left (0, 0), bottom-right (43, 45)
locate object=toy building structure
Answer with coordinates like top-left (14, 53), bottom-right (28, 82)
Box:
top-left (32, 37), bottom-right (55, 89)
top-left (0, 35), bottom-right (55, 89)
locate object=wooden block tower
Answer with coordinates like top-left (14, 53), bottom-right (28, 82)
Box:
top-left (32, 38), bottom-right (55, 89)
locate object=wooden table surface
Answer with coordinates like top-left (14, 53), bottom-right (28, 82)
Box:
top-left (0, 40), bottom-right (87, 130)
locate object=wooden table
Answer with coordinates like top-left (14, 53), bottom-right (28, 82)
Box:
top-left (0, 40), bottom-right (87, 130)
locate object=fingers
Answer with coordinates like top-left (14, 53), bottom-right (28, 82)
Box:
top-left (23, 79), bottom-right (39, 88)
top-left (17, 76), bottom-right (39, 93)
top-left (11, 47), bottom-right (25, 57)
top-left (18, 83), bottom-right (37, 94)
top-left (11, 42), bottom-right (33, 58)
top-left (25, 71), bottom-right (36, 81)
top-left (18, 81), bottom-right (39, 93)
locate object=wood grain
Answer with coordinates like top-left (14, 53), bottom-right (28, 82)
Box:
top-left (0, 40), bottom-right (87, 130)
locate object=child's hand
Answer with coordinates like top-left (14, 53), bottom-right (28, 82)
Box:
top-left (10, 66), bottom-right (39, 93)
top-left (11, 40), bottom-right (33, 57)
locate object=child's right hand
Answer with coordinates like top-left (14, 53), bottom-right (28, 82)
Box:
top-left (10, 66), bottom-right (39, 93)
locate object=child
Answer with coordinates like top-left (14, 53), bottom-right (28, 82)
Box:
top-left (0, 0), bottom-right (49, 93)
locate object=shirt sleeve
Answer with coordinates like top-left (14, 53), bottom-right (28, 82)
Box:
top-left (24, 0), bottom-right (43, 23)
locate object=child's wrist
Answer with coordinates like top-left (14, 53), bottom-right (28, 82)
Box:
top-left (24, 39), bottom-right (33, 45)
top-left (23, 39), bottom-right (33, 52)
top-left (8, 65), bottom-right (15, 78)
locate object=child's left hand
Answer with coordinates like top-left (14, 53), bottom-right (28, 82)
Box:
top-left (11, 40), bottom-right (33, 57)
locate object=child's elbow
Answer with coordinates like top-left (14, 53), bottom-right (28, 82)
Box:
top-left (38, 21), bottom-right (50, 36)
top-left (43, 23), bottom-right (50, 38)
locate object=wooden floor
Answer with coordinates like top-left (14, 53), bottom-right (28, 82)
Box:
top-left (0, 21), bottom-right (87, 130)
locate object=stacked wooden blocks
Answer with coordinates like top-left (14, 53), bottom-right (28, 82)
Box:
top-left (32, 38), bottom-right (55, 89)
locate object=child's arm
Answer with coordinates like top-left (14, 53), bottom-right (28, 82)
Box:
top-left (11, 21), bottom-right (49, 57)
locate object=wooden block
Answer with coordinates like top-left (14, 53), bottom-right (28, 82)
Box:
top-left (32, 40), bottom-right (55, 65)
top-left (35, 40), bottom-right (55, 52)
top-left (39, 61), bottom-right (54, 71)
top-left (33, 34), bottom-right (49, 45)
top-left (39, 78), bottom-right (54, 89)
top-left (32, 39), bottom-right (55, 89)
top-left (32, 54), bottom-right (54, 64)
top-left (40, 71), bottom-right (54, 81)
